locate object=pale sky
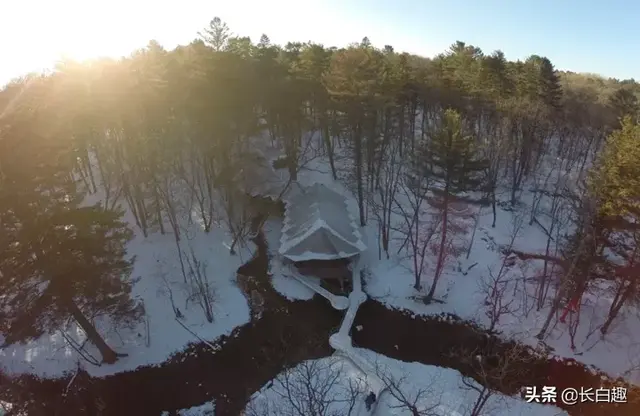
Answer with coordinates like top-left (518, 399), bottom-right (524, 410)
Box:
top-left (1, 0), bottom-right (638, 86)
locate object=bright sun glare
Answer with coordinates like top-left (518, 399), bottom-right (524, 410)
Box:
top-left (2, 0), bottom-right (209, 84)
top-left (3, 0), bottom-right (397, 86)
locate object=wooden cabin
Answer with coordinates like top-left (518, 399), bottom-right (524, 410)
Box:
top-left (279, 183), bottom-right (366, 292)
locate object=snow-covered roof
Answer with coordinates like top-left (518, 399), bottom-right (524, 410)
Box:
top-left (279, 183), bottom-right (367, 262)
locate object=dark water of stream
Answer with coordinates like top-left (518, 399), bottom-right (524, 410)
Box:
top-left (1, 228), bottom-right (638, 416)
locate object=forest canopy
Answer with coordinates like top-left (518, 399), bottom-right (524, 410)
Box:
top-left (1, 16), bottom-right (640, 366)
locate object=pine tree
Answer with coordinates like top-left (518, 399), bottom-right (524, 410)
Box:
top-left (199, 17), bottom-right (230, 52)
top-left (0, 75), bottom-right (140, 364)
top-left (324, 46), bottom-right (385, 226)
top-left (591, 116), bottom-right (640, 219)
top-left (420, 109), bottom-right (488, 303)
top-left (479, 50), bottom-right (512, 102)
top-left (440, 41), bottom-right (484, 106)
top-left (588, 116), bottom-right (640, 335)
top-left (298, 43), bottom-right (337, 178)
top-left (536, 56), bottom-right (563, 111)
top-left (225, 36), bottom-right (254, 58)
top-left (609, 87), bottom-right (639, 123)
top-left (258, 33), bottom-right (271, 49)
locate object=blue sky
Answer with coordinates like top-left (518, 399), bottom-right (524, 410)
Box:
top-left (1, 0), bottom-right (638, 85)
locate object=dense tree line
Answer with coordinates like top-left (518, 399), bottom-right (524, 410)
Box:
top-left (1, 16), bottom-right (639, 364)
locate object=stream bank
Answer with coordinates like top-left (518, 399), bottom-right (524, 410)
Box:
top-left (1, 228), bottom-right (638, 415)
top-left (0, 230), bottom-right (342, 416)
top-left (352, 300), bottom-right (638, 416)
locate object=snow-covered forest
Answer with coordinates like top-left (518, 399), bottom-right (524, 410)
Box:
top-left (1, 15), bottom-right (640, 416)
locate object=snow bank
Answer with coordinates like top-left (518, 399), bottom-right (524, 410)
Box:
top-left (272, 138), bottom-right (640, 384)
top-left (246, 351), bottom-right (567, 416)
top-left (161, 401), bottom-right (215, 416)
top-left (0, 401), bottom-right (12, 416)
top-left (0, 189), bottom-right (255, 378)
top-left (247, 355), bottom-right (371, 416)
top-left (364, 199), bottom-right (640, 382)
top-left (264, 218), bottom-right (316, 301)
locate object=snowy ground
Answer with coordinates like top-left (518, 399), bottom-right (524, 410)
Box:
top-left (363, 191), bottom-right (640, 383)
top-left (264, 218), bottom-right (316, 301)
top-left (246, 351), bottom-right (567, 416)
top-left (0, 187), bottom-right (255, 378)
top-left (0, 401), bottom-right (13, 416)
top-left (161, 401), bottom-right (215, 416)
top-left (3, 129), bottom-right (639, 391)
top-left (263, 137), bottom-right (640, 385)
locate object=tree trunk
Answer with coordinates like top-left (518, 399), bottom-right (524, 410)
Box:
top-left (510, 159), bottom-right (519, 206)
top-left (536, 235), bottom-right (587, 340)
top-left (470, 387), bottom-right (491, 416)
top-left (133, 184), bottom-right (149, 238)
top-left (285, 123), bottom-right (299, 182)
top-left (374, 110), bottom-right (392, 191)
top-left (354, 122), bottom-right (366, 227)
top-left (537, 233), bottom-right (553, 310)
top-left (153, 185), bottom-right (165, 235)
top-left (426, 192), bottom-right (449, 302)
top-left (321, 114), bottom-right (337, 180)
top-left (76, 161), bottom-right (91, 192)
top-left (491, 185), bottom-right (497, 228)
top-left (466, 208), bottom-right (481, 259)
top-left (412, 206), bottom-right (422, 291)
top-left (398, 102), bottom-right (405, 159)
top-left (600, 280), bottom-right (634, 336)
top-left (384, 190), bottom-right (393, 259)
top-left (67, 300), bottom-right (120, 364)
top-left (83, 153), bottom-right (97, 194)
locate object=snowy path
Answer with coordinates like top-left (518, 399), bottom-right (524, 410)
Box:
top-left (286, 255), bottom-right (385, 414)
top-left (287, 268), bottom-right (349, 310)
top-left (327, 258), bottom-right (387, 416)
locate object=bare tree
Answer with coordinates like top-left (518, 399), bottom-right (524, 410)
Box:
top-left (459, 363), bottom-right (499, 416)
top-left (528, 155), bottom-right (560, 226)
top-left (600, 230), bottom-right (640, 337)
top-left (248, 130), bottom-right (321, 233)
top-left (481, 212), bottom-right (524, 333)
top-left (535, 172), bottom-right (571, 311)
top-left (465, 207), bottom-right (483, 260)
top-left (505, 102), bottom-right (546, 206)
top-left (92, 146), bottom-right (123, 212)
top-left (374, 363), bottom-right (443, 416)
top-left (481, 120), bottom-right (506, 228)
top-left (228, 130), bottom-right (320, 254)
top-left (536, 197), bottom-right (595, 340)
top-left (184, 247), bottom-right (216, 323)
top-left (565, 297), bottom-right (583, 351)
top-left (156, 167), bottom-right (183, 242)
top-left (220, 186), bottom-right (254, 255)
top-left (393, 166), bottom-right (439, 291)
top-left (245, 358), bottom-right (361, 416)
top-left (368, 138), bottom-right (403, 259)
top-left (154, 257), bottom-right (183, 320)
top-left (449, 342), bottom-right (533, 416)
top-left (58, 320), bottom-right (101, 367)
top-left (178, 146), bottom-right (215, 233)
top-left (424, 196), bottom-right (474, 303)
top-left (481, 267), bottom-right (519, 336)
